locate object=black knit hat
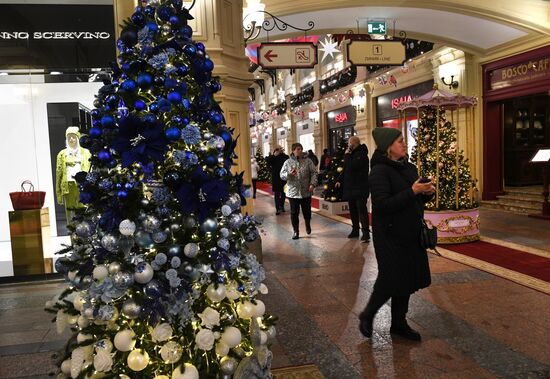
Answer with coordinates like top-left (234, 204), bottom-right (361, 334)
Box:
top-left (372, 127), bottom-right (402, 152)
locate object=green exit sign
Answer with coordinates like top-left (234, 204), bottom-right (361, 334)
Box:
top-left (367, 21), bottom-right (386, 35)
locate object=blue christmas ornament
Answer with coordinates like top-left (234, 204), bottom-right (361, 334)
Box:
top-left (80, 191), bottom-right (93, 204)
top-left (121, 62), bottom-right (131, 72)
top-left (169, 15), bottom-right (180, 25)
top-left (182, 25), bottom-right (193, 38)
top-left (158, 98), bottom-right (172, 112)
top-left (131, 12), bottom-right (146, 26)
top-left (117, 99), bottom-right (129, 118)
top-left (101, 115), bottom-right (115, 128)
top-left (181, 117), bottom-right (190, 126)
top-left (165, 126), bottom-right (181, 141)
top-left (152, 230), bottom-right (168, 243)
top-left (171, 115), bottom-right (183, 125)
top-left (156, 5), bottom-right (173, 21)
top-left (203, 59), bottom-right (214, 72)
top-left (145, 21), bottom-right (158, 33)
top-left (144, 280), bottom-right (161, 298)
top-left (117, 190), bottom-right (128, 199)
top-left (137, 72), bottom-right (153, 89)
top-left (238, 284), bottom-right (245, 292)
top-left (164, 77), bottom-right (177, 88)
top-left (181, 98), bottom-right (190, 110)
top-left (209, 111), bottom-right (223, 124)
top-left (220, 130), bottom-right (232, 144)
top-left (176, 64), bottom-right (188, 76)
top-left (210, 81), bottom-right (222, 92)
top-left (89, 127), bottom-right (102, 138)
top-left (106, 94), bottom-right (118, 107)
top-left (134, 99), bottom-right (146, 111)
top-left (124, 182), bottom-right (134, 190)
top-left (149, 102), bottom-right (159, 113)
top-left (205, 154), bottom-right (218, 167)
top-left (176, 82), bottom-right (187, 95)
top-left (98, 150), bottom-right (111, 161)
top-left (167, 91), bottom-right (182, 103)
top-left (98, 179), bottom-right (112, 190)
top-left (183, 44), bottom-right (197, 57)
top-left (168, 245), bottom-right (182, 257)
top-left (121, 79), bottom-right (137, 93)
top-left (181, 125), bottom-right (201, 145)
top-left (115, 183), bottom-right (122, 190)
top-left (91, 109), bottom-right (101, 119)
top-left (215, 167), bottom-right (228, 178)
top-left (143, 113), bottom-right (157, 124)
top-left (196, 42), bottom-right (205, 52)
top-left (144, 6), bottom-right (155, 17)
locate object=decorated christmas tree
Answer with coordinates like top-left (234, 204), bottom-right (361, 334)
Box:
top-left (255, 150), bottom-right (271, 184)
top-left (45, 1), bottom-right (275, 378)
top-left (322, 138), bottom-right (347, 202)
top-left (411, 106), bottom-right (478, 210)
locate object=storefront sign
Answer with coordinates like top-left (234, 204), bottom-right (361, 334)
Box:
top-left (327, 106), bottom-right (356, 129)
top-left (0, 4), bottom-right (115, 69)
top-left (376, 80), bottom-right (434, 122)
top-left (489, 57), bottom-right (550, 90)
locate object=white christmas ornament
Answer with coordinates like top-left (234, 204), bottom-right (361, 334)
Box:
top-left (252, 300), bottom-right (266, 317)
top-left (134, 262), bottom-right (154, 283)
top-left (119, 219), bottom-right (136, 236)
top-left (92, 265), bottom-right (109, 281)
top-left (77, 333), bottom-right (92, 344)
top-left (236, 301), bottom-right (254, 319)
top-left (221, 326), bottom-right (242, 347)
top-left (259, 283), bottom-right (269, 294)
top-left (93, 350), bottom-right (113, 372)
top-left (225, 281), bottom-right (241, 300)
top-left (183, 243), bottom-right (199, 258)
top-left (56, 310), bottom-right (68, 334)
top-left (151, 322), bottom-right (173, 342)
top-left (127, 349), bottom-right (149, 371)
top-left (319, 35), bottom-right (340, 62)
top-left (260, 330), bottom-right (268, 345)
top-left (195, 328), bottom-right (215, 350)
top-left (72, 293), bottom-right (86, 311)
top-left (172, 363), bottom-right (199, 379)
top-left (215, 341), bottom-right (230, 356)
top-left (61, 359), bottom-right (72, 375)
top-left (95, 338), bottom-right (113, 353)
top-left (77, 315), bottom-right (90, 328)
top-left (206, 283), bottom-right (226, 302)
top-left (160, 341), bottom-right (183, 363)
top-left (199, 307), bottom-right (220, 328)
top-left (114, 329), bottom-right (135, 351)
top-left (71, 347), bottom-right (85, 379)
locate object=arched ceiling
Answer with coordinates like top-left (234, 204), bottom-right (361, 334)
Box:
top-left (252, 0), bottom-right (550, 56)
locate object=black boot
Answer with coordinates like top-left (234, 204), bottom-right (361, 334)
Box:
top-left (348, 229), bottom-right (359, 238)
top-left (292, 231), bottom-right (299, 240)
top-left (390, 324), bottom-right (421, 341)
top-left (358, 311), bottom-right (374, 338)
top-left (305, 221), bottom-right (311, 235)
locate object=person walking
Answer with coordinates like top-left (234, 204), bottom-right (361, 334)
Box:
top-left (319, 148), bottom-right (330, 172)
top-left (307, 149), bottom-right (319, 167)
top-left (266, 146), bottom-right (289, 215)
top-left (280, 143), bottom-right (318, 240)
top-left (359, 127), bottom-right (435, 341)
top-left (250, 157), bottom-right (259, 199)
top-left (335, 136), bottom-right (370, 242)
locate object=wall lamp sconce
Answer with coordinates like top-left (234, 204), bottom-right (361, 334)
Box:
top-left (441, 75), bottom-right (459, 89)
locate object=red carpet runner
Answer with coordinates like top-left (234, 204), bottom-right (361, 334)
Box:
top-left (443, 241), bottom-right (550, 283)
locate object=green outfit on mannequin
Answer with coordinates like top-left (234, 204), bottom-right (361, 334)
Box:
top-left (55, 126), bottom-right (91, 224)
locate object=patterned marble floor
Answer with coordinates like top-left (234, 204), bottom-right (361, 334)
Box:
top-left (0, 193), bottom-right (549, 378)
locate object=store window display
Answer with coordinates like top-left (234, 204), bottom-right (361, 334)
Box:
top-left (55, 126), bottom-right (91, 223)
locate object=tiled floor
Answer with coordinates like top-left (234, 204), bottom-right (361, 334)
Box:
top-left (0, 194), bottom-right (549, 378)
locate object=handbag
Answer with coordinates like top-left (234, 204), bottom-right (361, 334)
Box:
top-left (9, 180), bottom-right (46, 210)
top-left (419, 218), bottom-right (438, 250)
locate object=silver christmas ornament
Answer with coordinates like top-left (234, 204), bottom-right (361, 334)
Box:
top-left (204, 132), bottom-right (213, 140)
top-left (119, 219), bottom-right (136, 236)
top-left (152, 230), bottom-right (168, 243)
top-left (135, 231), bottom-right (154, 248)
top-left (183, 243), bottom-right (199, 258)
top-left (113, 271), bottom-right (134, 287)
top-left (221, 205), bottom-right (232, 217)
top-left (170, 223), bottom-right (181, 233)
top-left (184, 216), bottom-right (197, 228)
top-left (228, 213), bottom-right (244, 229)
top-left (101, 234), bottom-right (118, 252)
top-left (122, 300), bottom-right (142, 319)
top-left (75, 221), bottom-right (94, 237)
top-left (108, 262), bottom-right (121, 274)
top-left (220, 356), bottom-right (238, 374)
top-left (142, 215), bottom-right (161, 232)
top-left (201, 218), bottom-right (218, 233)
top-left (141, 199), bottom-right (150, 206)
top-left (168, 245), bottom-right (181, 256)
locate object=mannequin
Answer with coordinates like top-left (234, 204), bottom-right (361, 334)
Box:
top-left (55, 126), bottom-right (91, 223)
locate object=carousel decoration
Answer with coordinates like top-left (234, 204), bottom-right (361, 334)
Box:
top-left (397, 85), bottom-right (480, 244)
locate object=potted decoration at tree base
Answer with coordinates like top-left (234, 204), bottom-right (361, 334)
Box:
top-left (398, 86), bottom-right (480, 244)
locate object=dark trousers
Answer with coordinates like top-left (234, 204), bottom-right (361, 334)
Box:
top-left (348, 197), bottom-right (369, 233)
top-left (252, 179), bottom-right (257, 198)
top-left (362, 287), bottom-right (410, 327)
top-left (289, 197), bottom-right (312, 232)
top-left (274, 191), bottom-right (286, 212)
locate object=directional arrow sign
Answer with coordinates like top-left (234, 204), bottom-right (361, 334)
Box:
top-left (257, 42), bottom-right (318, 69)
top-left (346, 40), bottom-right (406, 66)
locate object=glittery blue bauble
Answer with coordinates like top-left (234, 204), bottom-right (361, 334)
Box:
top-left (196, 42), bottom-right (205, 52)
top-left (182, 25), bottom-right (193, 38)
top-left (117, 190), bottom-right (128, 199)
top-left (181, 125), bottom-right (201, 145)
top-left (134, 99), bottom-right (146, 111)
top-left (176, 64), bottom-right (188, 76)
top-left (115, 183), bottom-right (122, 190)
top-left (99, 179), bottom-right (112, 190)
top-left (89, 127), bottom-right (102, 138)
top-left (149, 102), bottom-right (159, 113)
top-left (143, 114), bottom-right (157, 124)
top-left (124, 182), bottom-right (134, 190)
top-left (217, 275), bottom-right (225, 283)
top-left (220, 130), bottom-right (232, 144)
top-left (158, 98), bottom-right (172, 113)
top-left (80, 191), bottom-right (93, 204)
top-left (181, 98), bottom-right (190, 110)
top-left (121, 79), bottom-right (137, 93)
top-left (216, 168), bottom-right (227, 178)
top-left (135, 231), bottom-right (154, 248)
top-left (144, 280), bottom-right (161, 298)
top-left (167, 91), bottom-right (182, 103)
top-left (144, 6), bottom-right (155, 17)
top-left (98, 150), bottom-right (111, 161)
top-left (210, 112), bottom-right (223, 124)
top-left (205, 154), bottom-right (218, 167)
top-left (137, 72), bottom-right (153, 89)
top-left (131, 12), bottom-right (146, 26)
top-left (164, 77), bottom-right (177, 88)
top-left (210, 81), bottom-right (222, 92)
top-left (165, 126), bottom-right (181, 141)
top-left (181, 117), bottom-right (190, 126)
top-left (101, 115), bottom-right (115, 128)
top-left (203, 59), bottom-right (214, 72)
top-left (106, 94), bottom-right (118, 107)
top-left (91, 109), bottom-right (101, 119)
top-left (171, 116), bottom-right (183, 125)
top-left (169, 15), bottom-right (180, 25)
top-left (184, 44), bottom-right (197, 57)
top-left (156, 5), bottom-right (173, 21)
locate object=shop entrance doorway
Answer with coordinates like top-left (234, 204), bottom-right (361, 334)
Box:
top-left (329, 126), bottom-right (354, 153)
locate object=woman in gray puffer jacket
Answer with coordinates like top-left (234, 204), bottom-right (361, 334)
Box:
top-left (280, 143), bottom-right (318, 240)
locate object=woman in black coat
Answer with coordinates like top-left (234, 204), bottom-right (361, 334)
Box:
top-left (359, 127), bottom-right (435, 341)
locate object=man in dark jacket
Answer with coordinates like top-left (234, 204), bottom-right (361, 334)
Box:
top-left (336, 136), bottom-right (370, 242)
top-left (266, 146), bottom-right (289, 215)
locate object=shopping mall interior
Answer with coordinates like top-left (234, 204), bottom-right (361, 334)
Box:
top-left (0, 0), bottom-right (549, 378)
